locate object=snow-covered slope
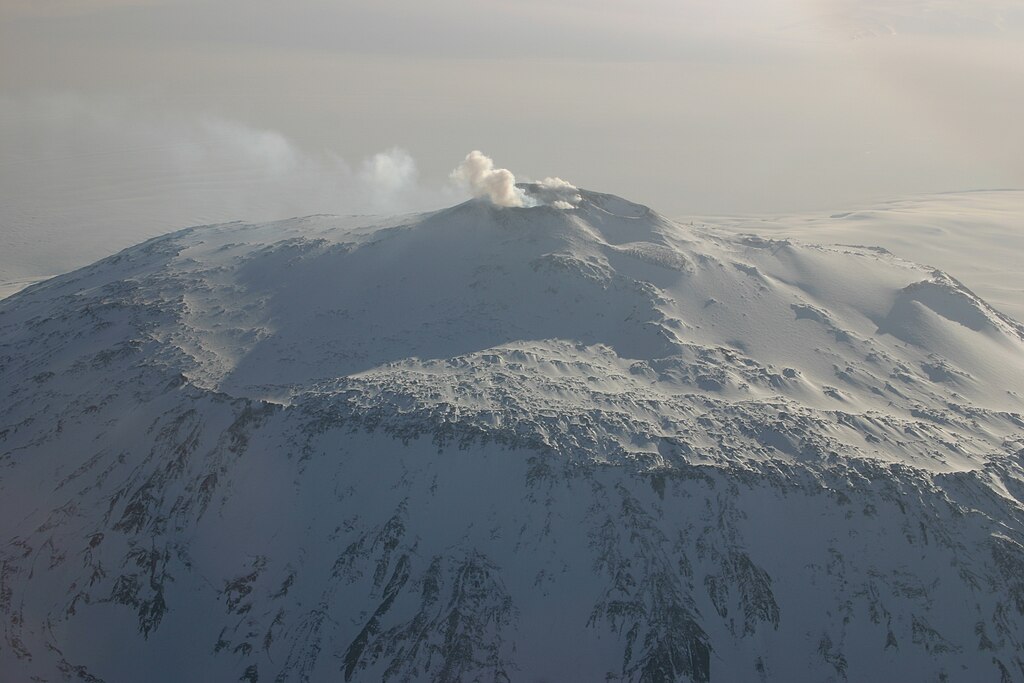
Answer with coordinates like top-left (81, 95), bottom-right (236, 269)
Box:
top-left (700, 190), bottom-right (1024, 323)
top-left (1, 186), bottom-right (1023, 682)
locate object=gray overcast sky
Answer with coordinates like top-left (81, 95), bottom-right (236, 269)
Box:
top-left (1, 0), bottom-right (1022, 229)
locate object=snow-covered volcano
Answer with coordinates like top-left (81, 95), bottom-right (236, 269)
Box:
top-left (1, 187), bottom-right (1023, 682)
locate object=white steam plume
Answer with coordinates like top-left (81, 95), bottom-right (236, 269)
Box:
top-left (535, 176), bottom-right (582, 209)
top-left (450, 151), bottom-right (582, 209)
top-left (450, 150), bottom-right (528, 207)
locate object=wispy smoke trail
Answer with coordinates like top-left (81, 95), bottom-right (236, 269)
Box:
top-left (0, 93), bottom-right (458, 292)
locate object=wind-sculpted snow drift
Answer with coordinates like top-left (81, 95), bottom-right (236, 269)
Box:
top-left (1, 185), bottom-right (1023, 682)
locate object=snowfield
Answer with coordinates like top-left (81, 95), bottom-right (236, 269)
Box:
top-left (701, 190), bottom-right (1024, 323)
top-left (1, 185), bottom-right (1023, 682)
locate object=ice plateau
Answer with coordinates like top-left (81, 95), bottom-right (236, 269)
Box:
top-left (1, 185), bottom-right (1023, 682)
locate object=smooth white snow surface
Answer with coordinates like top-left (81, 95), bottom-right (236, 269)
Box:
top-left (700, 190), bottom-right (1024, 322)
top-left (1, 186), bottom-right (1023, 682)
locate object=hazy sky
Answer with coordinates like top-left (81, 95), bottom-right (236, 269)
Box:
top-left (1, 0), bottom-right (1022, 241)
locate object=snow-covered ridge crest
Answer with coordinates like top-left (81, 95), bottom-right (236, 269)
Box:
top-left (1, 188), bottom-right (1023, 682)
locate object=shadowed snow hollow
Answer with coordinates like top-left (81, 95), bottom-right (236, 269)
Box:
top-left (1, 188), bottom-right (1023, 682)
